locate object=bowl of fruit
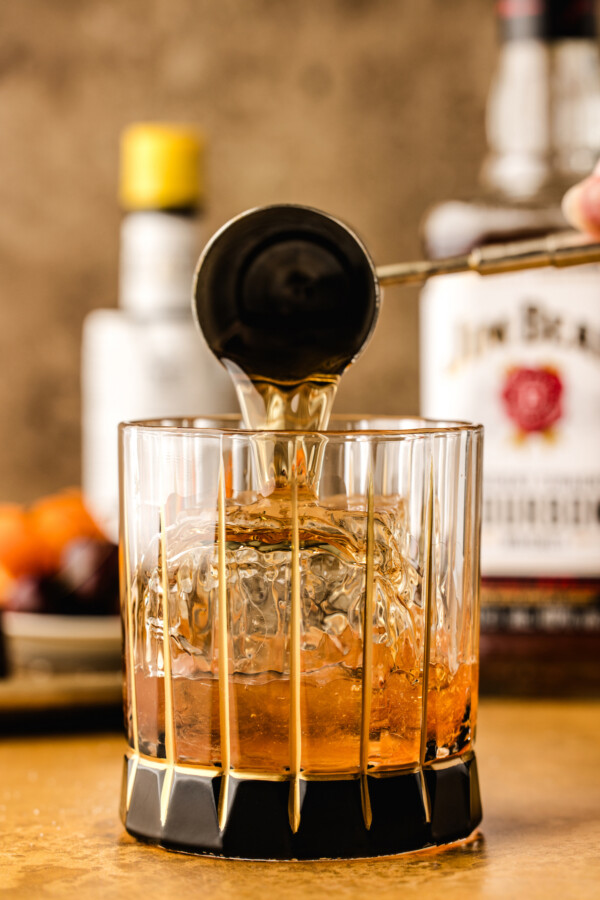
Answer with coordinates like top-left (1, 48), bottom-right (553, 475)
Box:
top-left (0, 489), bottom-right (120, 673)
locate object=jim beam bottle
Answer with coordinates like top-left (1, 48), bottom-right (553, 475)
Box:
top-left (421, 0), bottom-right (600, 695)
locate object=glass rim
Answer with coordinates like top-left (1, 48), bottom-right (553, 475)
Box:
top-left (119, 413), bottom-right (483, 439)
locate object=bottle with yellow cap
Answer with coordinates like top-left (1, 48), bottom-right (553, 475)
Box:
top-left (82, 124), bottom-right (237, 541)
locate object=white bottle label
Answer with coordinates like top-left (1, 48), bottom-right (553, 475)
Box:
top-left (420, 266), bottom-right (600, 578)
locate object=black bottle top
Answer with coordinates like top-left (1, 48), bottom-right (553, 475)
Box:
top-left (498, 0), bottom-right (597, 42)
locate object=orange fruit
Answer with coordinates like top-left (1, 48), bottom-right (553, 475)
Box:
top-left (0, 503), bottom-right (42, 578)
top-left (29, 489), bottom-right (104, 572)
top-left (0, 561), bottom-right (16, 606)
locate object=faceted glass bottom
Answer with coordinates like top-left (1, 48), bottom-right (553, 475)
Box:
top-left (121, 751), bottom-right (482, 860)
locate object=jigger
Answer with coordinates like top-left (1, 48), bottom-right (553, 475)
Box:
top-left (193, 203), bottom-right (600, 389)
top-left (193, 204), bottom-right (381, 385)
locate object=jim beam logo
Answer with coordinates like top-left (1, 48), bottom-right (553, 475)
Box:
top-left (450, 299), bottom-right (600, 438)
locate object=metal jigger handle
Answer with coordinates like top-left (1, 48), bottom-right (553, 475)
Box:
top-left (376, 231), bottom-right (600, 287)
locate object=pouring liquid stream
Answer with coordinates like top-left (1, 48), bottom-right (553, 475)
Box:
top-left (224, 365), bottom-right (340, 433)
top-left (220, 363), bottom-right (342, 493)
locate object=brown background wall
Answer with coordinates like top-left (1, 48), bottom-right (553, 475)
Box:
top-left (0, 0), bottom-right (493, 502)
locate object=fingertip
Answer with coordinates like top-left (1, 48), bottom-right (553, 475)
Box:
top-left (562, 182), bottom-right (587, 231)
top-left (579, 176), bottom-right (600, 236)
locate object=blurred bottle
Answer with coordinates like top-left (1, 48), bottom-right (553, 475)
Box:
top-left (82, 124), bottom-right (236, 542)
top-left (421, 1), bottom-right (600, 694)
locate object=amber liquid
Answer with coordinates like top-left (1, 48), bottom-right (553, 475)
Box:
top-left (129, 489), bottom-right (477, 776)
top-left (135, 661), bottom-right (476, 776)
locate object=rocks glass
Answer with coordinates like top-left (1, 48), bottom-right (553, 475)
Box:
top-left (119, 416), bottom-right (483, 859)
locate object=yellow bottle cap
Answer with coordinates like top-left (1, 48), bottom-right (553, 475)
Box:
top-left (119, 123), bottom-right (205, 210)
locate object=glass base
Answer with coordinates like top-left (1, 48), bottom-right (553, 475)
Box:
top-left (120, 752), bottom-right (482, 860)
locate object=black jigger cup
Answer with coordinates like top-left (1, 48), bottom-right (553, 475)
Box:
top-left (192, 204), bottom-right (381, 384)
top-left (192, 204), bottom-right (383, 487)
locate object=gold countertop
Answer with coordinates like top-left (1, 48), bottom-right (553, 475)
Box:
top-left (1, 700), bottom-right (599, 899)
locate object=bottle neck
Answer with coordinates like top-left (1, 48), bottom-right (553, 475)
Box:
top-left (481, 36), bottom-right (600, 202)
top-left (119, 209), bottom-right (202, 316)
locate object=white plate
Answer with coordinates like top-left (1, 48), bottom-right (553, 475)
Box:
top-left (3, 612), bottom-right (122, 673)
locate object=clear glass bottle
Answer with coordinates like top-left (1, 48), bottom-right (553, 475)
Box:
top-left (82, 124), bottom-right (237, 543)
top-left (420, 1), bottom-right (600, 695)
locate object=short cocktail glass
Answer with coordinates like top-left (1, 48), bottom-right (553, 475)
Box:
top-left (119, 415), bottom-right (483, 859)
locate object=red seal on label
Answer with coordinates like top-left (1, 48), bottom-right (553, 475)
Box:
top-left (501, 366), bottom-right (563, 433)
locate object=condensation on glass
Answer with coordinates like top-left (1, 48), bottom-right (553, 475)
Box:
top-left (119, 416), bottom-right (483, 859)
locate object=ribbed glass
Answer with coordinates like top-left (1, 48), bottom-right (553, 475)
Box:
top-left (119, 415), bottom-right (482, 829)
